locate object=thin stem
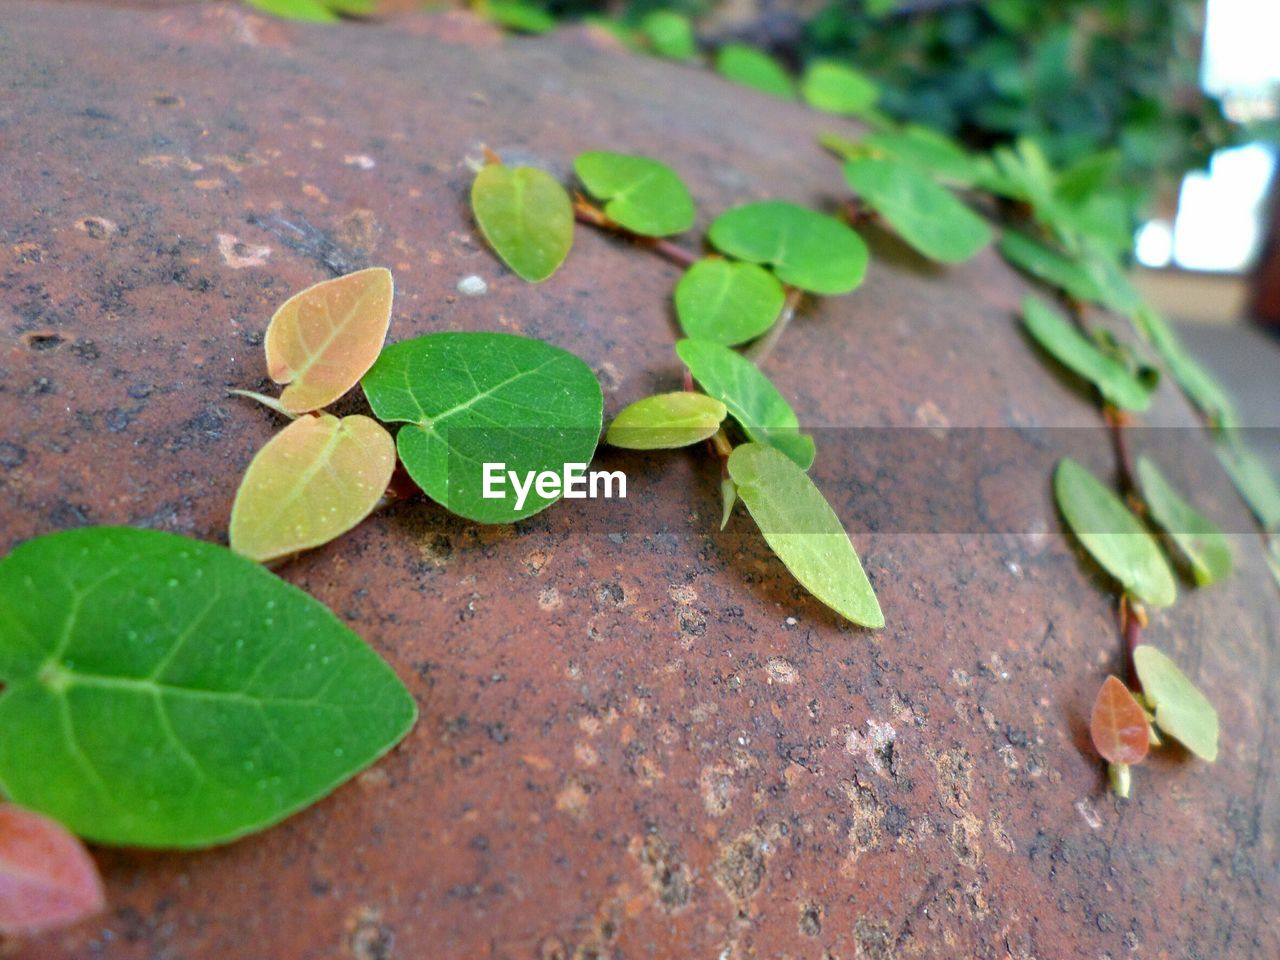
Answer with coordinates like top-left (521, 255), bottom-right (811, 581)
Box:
top-left (1104, 405), bottom-right (1137, 497)
top-left (574, 196), bottom-right (699, 268)
top-left (229, 389), bottom-right (296, 420)
top-left (1120, 594), bottom-right (1146, 689)
top-left (746, 287), bottom-right (803, 365)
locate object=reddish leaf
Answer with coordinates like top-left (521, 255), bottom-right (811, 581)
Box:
top-left (1089, 676), bottom-right (1151, 766)
top-left (0, 804), bottom-right (104, 934)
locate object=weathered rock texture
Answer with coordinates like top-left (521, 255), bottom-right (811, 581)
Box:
top-left (1, 3), bottom-right (1276, 958)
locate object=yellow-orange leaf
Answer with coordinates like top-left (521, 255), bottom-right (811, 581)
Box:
top-left (230, 414), bottom-right (395, 562)
top-left (1089, 675), bottom-right (1151, 766)
top-left (265, 267), bottom-right (393, 414)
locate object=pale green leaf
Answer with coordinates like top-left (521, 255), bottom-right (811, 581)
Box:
top-left (0, 527), bottom-right (416, 848)
top-left (708, 201), bottom-right (868, 295)
top-left (859, 125), bottom-right (987, 188)
top-left (1133, 646), bottom-right (1219, 761)
top-left (362, 332), bottom-right (603, 523)
top-left (842, 157), bottom-right (991, 263)
top-left (471, 162), bottom-right (573, 283)
top-left (229, 414), bottom-right (395, 563)
top-left (727, 443), bottom-right (882, 628)
top-left (640, 11), bottom-right (697, 60)
top-left (1054, 458), bottom-right (1176, 607)
top-left (1136, 456), bottom-right (1232, 586)
top-left (800, 61), bottom-right (878, 116)
top-left (675, 259), bottom-right (785, 346)
top-left (715, 44), bottom-right (794, 99)
top-left (1215, 433), bottom-right (1280, 532)
top-left (1133, 306), bottom-right (1238, 428)
top-left (244, 0), bottom-right (338, 22)
top-left (676, 339), bottom-right (815, 469)
top-left (606, 392), bottom-right (726, 449)
top-left (999, 230), bottom-right (1102, 305)
top-left (574, 151), bottom-right (695, 237)
top-left (482, 1), bottom-right (556, 33)
top-left (1022, 296), bottom-right (1153, 412)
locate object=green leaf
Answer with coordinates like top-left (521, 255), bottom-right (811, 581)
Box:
top-left (674, 259), bottom-right (785, 346)
top-left (1215, 433), bottom-right (1280, 532)
top-left (1136, 456), bottom-right (1232, 586)
top-left (708, 201), bottom-right (868, 295)
top-left (999, 230), bottom-right (1102, 305)
top-left (482, 1), bottom-right (556, 33)
top-left (573, 151), bottom-right (695, 237)
top-left (362, 332), bottom-right (603, 523)
top-left (1080, 248), bottom-right (1144, 315)
top-left (1133, 646), bottom-right (1219, 761)
top-left (720, 477), bottom-right (737, 531)
top-left (800, 61), bottom-right (878, 116)
top-left (640, 11), bottom-right (696, 60)
top-left (243, 0), bottom-right (338, 22)
top-left (727, 443), bottom-right (882, 628)
top-left (1132, 306), bottom-right (1237, 427)
top-left (715, 44), bottom-right (795, 99)
top-left (1053, 458), bottom-right (1176, 607)
top-left (860, 125), bottom-right (987, 188)
top-left (229, 414), bottom-right (396, 563)
top-left (0, 527), bottom-right (416, 848)
top-left (676, 339), bottom-right (815, 469)
top-left (471, 162), bottom-right (573, 283)
top-left (842, 157), bottom-right (992, 263)
top-left (606, 393), bottom-right (726, 449)
top-left (1021, 296), bottom-right (1153, 412)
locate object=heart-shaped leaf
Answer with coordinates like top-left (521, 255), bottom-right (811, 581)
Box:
top-left (0, 527), bottom-right (417, 848)
top-left (471, 162), bottom-right (573, 283)
top-left (0, 804), bottom-right (104, 934)
top-left (606, 392), bottom-right (727, 449)
top-left (229, 414), bottom-right (396, 563)
top-left (1089, 676), bottom-right (1151, 766)
top-left (1021, 296), bottom-right (1153, 412)
top-left (1136, 456), bottom-right (1232, 586)
top-left (640, 11), bottom-right (697, 60)
top-left (727, 443), bottom-right (883, 628)
top-left (715, 44), bottom-right (794, 99)
top-left (574, 152), bottom-right (695, 237)
top-left (842, 157), bottom-right (992, 263)
top-left (859, 125), bottom-right (987, 188)
top-left (676, 339), bottom-right (815, 469)
top-left (675, 259), bottom-right (785, 346)
top-left (264, 267), bottom-right (393, 415)
top-left (708, 201), bottom-right (868, 295)
top-left (1054, 458), bottom-right (1176, 607)
top-left (800, 61), bottom-right (878, 116)
top-left (999, 230), bottom-right (1101, 305)
top-left (1133, 646), bottom-right (1219, 761)
top-left (362, 332), bottom-right (603, 523)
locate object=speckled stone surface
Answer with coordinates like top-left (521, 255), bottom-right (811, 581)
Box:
top-left (1, 3), bottom-right (1276, 957)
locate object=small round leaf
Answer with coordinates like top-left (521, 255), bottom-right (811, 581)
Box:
top-left (801, 61), bottom-right (878, 115)
top-left (1136, 456), bottom-right (1232, 586)
top-left (641, 11), bottom-right (697, 60)
top-left (1133, 646), bottom-right (1219, 761)
top-left (715, 44), bottom-right (795, 99)
top-left (606, 392), bottom-right (727, 449)
top-left (471, 163), bottom-right (573, 283)
top-left (708, 201), bottom-right (868, 295)
top-left (574, 151), bottom-right (695, 237)
top-left (675, 259), bottom-right (785, 346)
top-left (1090, 676), bottom-right (1151, 766)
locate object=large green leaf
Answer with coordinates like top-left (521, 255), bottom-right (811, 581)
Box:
top-left (573, 151), bottom-right (695, 237)
top-left (800, 61), bottom-right (878, 116)
top-left (727, 444), bottom-right (882, 628)
top-left (0, 528), bottom-right (416, 848)
top-left (999, 230), bottom-right (1102, 305)
top-left (708, 201), bottom-right (868, 295)
top-left (715, 45), bottom-right (794, 99)
top-left (471, 162), bottom-right (573, 283)
top-left (842, 157), bottom-right (992, 263)
top-left (606, 393), bottom-right (726, 449)
top-left (1133, 646), bottom-right (1219, 761)
top-left (362, 332), bottom-right (603, 523)
top-left (1021, 296), bottom-right (1153, 412)
top-left (1136, 456), bottom-right (1232, 586)
top-left (1053, 458), bottom-right (1176, 607)
top-left (676, 339), bottom-right (815, 469)
top-left (674, 259), bottom-right (785, 346)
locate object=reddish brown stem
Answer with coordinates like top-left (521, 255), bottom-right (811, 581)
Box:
top-left (574, 197), bottom-right (699, 268)
top-left (1104, 405), bottom-right (1137, 497)
top-left (746, 287), bottom-right (803, 365)
top-left (1120, 594), bottom-right (1145, 690)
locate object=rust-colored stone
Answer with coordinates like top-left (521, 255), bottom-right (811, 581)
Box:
top-left (1, 3), bottom-right (1277, 958)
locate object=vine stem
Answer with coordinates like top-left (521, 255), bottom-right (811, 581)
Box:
top-left (1104, 405), bottom-right (1137, 498)
top-left (1120, 594), bottom-right (1147, 689)
top-left (573, 197), bottom-right (700, 268)
top-left (746, 287), bottom-right (803, 365)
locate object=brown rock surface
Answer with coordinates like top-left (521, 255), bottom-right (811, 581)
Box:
top-left (1, 2), bottom-right (1276, 958)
